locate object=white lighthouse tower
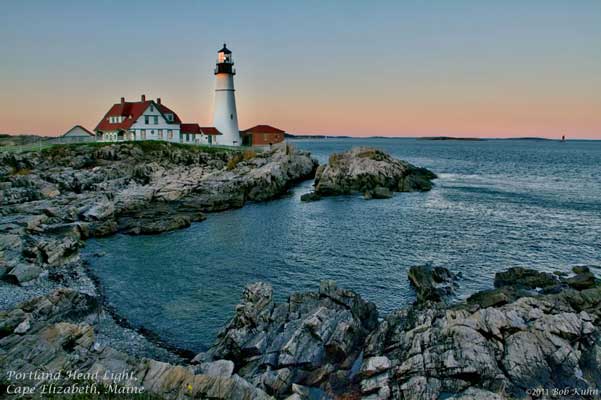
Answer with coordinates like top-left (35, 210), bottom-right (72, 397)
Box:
top-left (212, 44), bottom-right (240, 146)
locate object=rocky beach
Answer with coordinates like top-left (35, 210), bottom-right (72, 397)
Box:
top-left (1, 141), bottom-right (600, 399)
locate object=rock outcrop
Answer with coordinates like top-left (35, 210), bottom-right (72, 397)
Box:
top-left (303, 147), bottom-right (436, 200)
top-left (0, 289), bottom-right (272, 399)
top-left (0, 267), bottom-right (599, 399)
top-left (203, 280), bottom-right (378, 398)
top-left (407, 265), bottom-right (457, 304)
top-left (0, 142), bottom-right (318, 286)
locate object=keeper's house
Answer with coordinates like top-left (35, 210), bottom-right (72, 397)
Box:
top-left (241, 125), bottom-right (286, 146)
top-left (94, 95), bottom-right (221, 144)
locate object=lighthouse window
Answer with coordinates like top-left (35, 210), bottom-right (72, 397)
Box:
top-left (230, 114), bottom-right (233, 120)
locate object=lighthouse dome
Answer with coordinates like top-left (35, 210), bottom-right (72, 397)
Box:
top-left (218, 43), bottom-right (232, 54)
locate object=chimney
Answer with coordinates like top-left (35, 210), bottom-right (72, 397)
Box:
top-left (156, 98), bottom-right (161, 105)
top-left (120, 97), bottom-right (125, 104)
top-left (141, 94), bottom-right (146, 102)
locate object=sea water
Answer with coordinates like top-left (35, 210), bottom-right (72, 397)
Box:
top-left (84, 138), bottom-right (601, 352)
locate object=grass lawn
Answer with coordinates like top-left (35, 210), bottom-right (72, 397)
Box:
top-left (0, 140), bottom-right (246, 155)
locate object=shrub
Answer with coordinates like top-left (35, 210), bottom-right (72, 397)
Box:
top-left (242, 149), bottom-right (256, 160)
top-left (226, 153), bottom-right (243, 170)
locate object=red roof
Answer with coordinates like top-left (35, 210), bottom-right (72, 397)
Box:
top-left (180, 125), bottom-right (222, 135)
top-left (241, 124), bottom-right (285, 134)
top-left (94, 99), bottom-right (181, 132)
top-left (180, 123), bottom-right (201, 134)
top-left (199, 127), bottom-right (222, 136)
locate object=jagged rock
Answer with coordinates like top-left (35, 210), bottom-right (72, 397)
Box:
top-left (494, 267), bottom-right (559, 290)
top-left (207, 281), bottom-right (377, 396)
top-left (79, 199), bottom-right (115, 221)
top-left (313, 147), bottom-right (435, 197)
top-left (199, 359), bottom-right (235, 377)
top-left (360, 356), bottom-right (391, 378)
top-left (0, 290), bottom-right (272, 400)
top-left (360, 270), bottom-right (601, 400)
top-left (408, 265), bottom-right (456, 303)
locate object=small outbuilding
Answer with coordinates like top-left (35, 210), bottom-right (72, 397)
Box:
top-left (59, 125), bottom-right (95, 143)
top-left (241, 125), bottom-right (286, 147)
top-left (63, 125), bottom-right (95, 138)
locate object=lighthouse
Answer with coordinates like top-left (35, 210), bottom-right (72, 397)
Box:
top-left (212, 44), bottom-right (240, 146)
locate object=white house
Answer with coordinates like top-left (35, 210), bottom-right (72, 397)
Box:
top-left (95, 95), bottom-right (183, 143)
top-left (62, 125), bottom-right (95, 138)
top-left (94, 95), bottom-right (223, 145)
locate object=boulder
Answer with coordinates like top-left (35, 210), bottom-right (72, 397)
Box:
top-left (199, 359), bottom-right (235, 378)
top-left (408, 265), bottom-right (456, 303)
top-left (466, 288), bottom-right (511, 308)
top-left (313, 147), bottom-right (435, 198)
top-left (565, 266), bottom-right (597, 290)
top-left (6, 264), bottom-right (42, 285)
top-left (300, 192), bottom-right (321, 202)
top-left (368, 186), bottom-right (393, 199)
top-left (494, 267), bottom-right (559, 290)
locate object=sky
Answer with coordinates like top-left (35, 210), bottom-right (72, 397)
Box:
top-left (1, 0), bottom-right (600, 139)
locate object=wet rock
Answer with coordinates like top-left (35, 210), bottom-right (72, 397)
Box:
top-left (6, 263), bottom-right (42, 285)
top-left (313, 147), bottom-right (435, 198)
top-left (408, 265), bottom-right (456, 303)
top-left (466, 288), bottom-right (511, 308)
top-left (565, 266), bottom-right (597, 290)
top-left (300, 192), bottom-right (321, 202)
top-left (494, 267), bottom-right (559, 290)
top-left (368, 186), bottom-right (393, 199)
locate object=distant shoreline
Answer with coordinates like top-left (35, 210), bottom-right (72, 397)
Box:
top-left (285, 134), bottom-right (581, 141)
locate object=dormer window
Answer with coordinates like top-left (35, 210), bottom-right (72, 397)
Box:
top-left (166, 114), bottom-right (173, 122)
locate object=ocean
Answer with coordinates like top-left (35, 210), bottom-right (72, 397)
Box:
top-left (84, 138), bottom-right (601, 352)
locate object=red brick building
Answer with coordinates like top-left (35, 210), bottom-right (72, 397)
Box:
top-left (241, 125), bottom-right (285, 146)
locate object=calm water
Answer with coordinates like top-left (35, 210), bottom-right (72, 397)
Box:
top-left (85, 138), bottom-right (601, 352)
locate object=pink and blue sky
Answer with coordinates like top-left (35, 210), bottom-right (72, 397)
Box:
top-left (1, 0), bottom-right (600, 138)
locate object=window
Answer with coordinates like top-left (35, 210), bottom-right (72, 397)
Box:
top-left (140, 129), bottom-right (146, 139)
top-left (186, 134), bottom-right (190, 141)
top-left (150, 130), bottom-right (154, 135)
top-left (150, 105), bottom-right (154, 112)
top-left (153, 116), bottom-right (159, 124)
top-left (158, 129), bottom-right (163, 139)
top-left (166, 114), bottom-right (173, 122)
top-left (168, 130), bottom-right (173, 140)
top-left (230, 114), bottom-right (233, 120)
top-left (145, 115), bottom-right (149, 124)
